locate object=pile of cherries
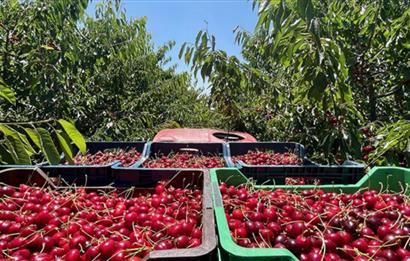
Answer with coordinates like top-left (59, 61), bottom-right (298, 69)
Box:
top-left (142, 152), bottom-right (224, 168)
top-left (232, 150), bottom-right (302, 166)
top-left (0, 182), bottom-right (202, 260)
top-left (284, 177), bottom-right (320, 186)
top-left (69, 148), bottom-right (141, 167)
top-left (233, 150), bottom-right (313, 185)
top-left (220, 182), bottom-right (410, 261)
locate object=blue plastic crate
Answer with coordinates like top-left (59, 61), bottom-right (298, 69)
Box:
top-left (113, 142), bottom-right (227, 185)
top-left (240, 161), bottom-right (367, 185)
top-left (225, 142), bottom-right (366, 185)
top-left (224, 141), bottom-right (307, 167)
top-left (42, 141), bottom-right (147, 186)
top-left (133, 142), bottom-right (228, 169)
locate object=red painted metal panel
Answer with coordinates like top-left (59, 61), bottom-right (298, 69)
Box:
top-left (153, 128), bottom-right (257, 143)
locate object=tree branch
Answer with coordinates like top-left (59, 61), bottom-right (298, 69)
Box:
top-left (376, 81), bottom-right (410, 99)
top-left (0, 118), bottom-right (55, 125)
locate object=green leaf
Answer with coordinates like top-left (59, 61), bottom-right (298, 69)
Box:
top-left (178, 42), bottom-right (187, 59)
top-left (0, 78), bottom-right (16, 104)
top-left (308, 72), bottom-right (327, 101)
top-left (24, 128), bottom-right (42, 149)
top-left (0, 144), bottom-right (15, 164)
top-left (256, 10), bottom-right (269, 29)
top-left (201, 33), bottom-right (208, 49)
top-left (4, 135), bottom-right (31, 165)
top-left (337, 81), bottom-right (353, 106)
top-left (297, 0), bottom-right (313, 24)
top-left (195, 31), bottom-right (203, 46)
top-left (37, 128), bottom-right (61, 165)
top-left (3, 139), bottom-right (18, 163)
top-left (338, 52), bottom-right (348, 79)
top-left (0, 124), bottom-right (33, 160)
top-left (406, 138), bottom-right (410, 153)
top-left (58, 119), bottom-right (86, 154)
top-left (17, 132), bottom-right (36, 156)
top-left (185, 48), bottom-right (193, 64)
top-left (56, 130), bottom-right (74, 164)
top-left (0, 124), bottom-right (17, 137)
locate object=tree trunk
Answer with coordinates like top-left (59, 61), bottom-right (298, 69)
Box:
top-left (368, 84), bottom-right (377, 121)
top-left (3, 29), bottom-right (9, 80)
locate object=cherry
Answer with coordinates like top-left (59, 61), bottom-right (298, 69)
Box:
top-left (232, 209), bottom-right (245, 220)
top-left (351, 238), bottom-right (368, 252)
top-left (175, 235), bottom-right (190, 248)
top-left (154, 239), bottom-right (173, 250)
top-left (65, 249), bottom-right (81, 261)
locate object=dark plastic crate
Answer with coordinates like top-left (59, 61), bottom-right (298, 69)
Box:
top-left (224, 142), bottom-right (306, 167)
top-left (225, 142), bottom-right (366, 185)
top-left (240, 161), bottom-right (366, 185)
top-left (132, 142), bottom-right (227, 170)
top-left (0, 168), bottom-right (217, 261)
top-left (42, 141), bottom-right (147, 186)
top-left (0, 167), bottom-right (56, 188)
top-left (233, 160), bottom-right (366, 185)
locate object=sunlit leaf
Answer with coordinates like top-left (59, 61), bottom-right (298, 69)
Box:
top-left (56, 130), bottom-right (74, 164)
top-left (37, 128), bottom-right (61, 165)
top-left (58, 119), bottom-right (86, 154)
top-left (0, 78), bottom-right (16, 104)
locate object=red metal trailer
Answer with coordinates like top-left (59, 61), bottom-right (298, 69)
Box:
top-left (153, 128), bottom-right (257, 143)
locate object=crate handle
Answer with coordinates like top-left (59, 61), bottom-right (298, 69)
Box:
top-left (213, 132), bottom-right (244, 141)
top-left (179, 148), bottom-right (199, 153)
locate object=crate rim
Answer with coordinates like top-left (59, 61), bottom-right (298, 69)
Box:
top-left (209, 166), bottom-right (403, 190)
top-left (125, 141), bottom-right (228, 169)
top-left (0, 163), bottom-right (46, 168)
top-left (235, 159), bottom-right (365, 169)
top-left (224, 141), bottom-right (308, 168)
top-left (225, 141), bottom-right (306, 154)
top-left (43, 160), bottom-right (120, 168)
top-left (45, 141), bottom-right (148, 167)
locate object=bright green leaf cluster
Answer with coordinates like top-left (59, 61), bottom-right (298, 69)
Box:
top-left (0, 119), bottom-right (86, 165)
top-left (0, 72), bottom-right (86, 165)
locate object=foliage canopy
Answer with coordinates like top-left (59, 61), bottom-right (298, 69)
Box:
top-left (0, 0), bottom-right (408, 166)
top-left (181, 0), bottom-right (410, 165)
top-left (0, 0), bottom-right (222, 144)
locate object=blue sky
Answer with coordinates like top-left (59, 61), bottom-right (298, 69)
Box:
top-left (86, 0), bottom-right (258, 75)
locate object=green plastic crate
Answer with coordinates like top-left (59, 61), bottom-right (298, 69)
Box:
top-left (210, 167), bottom-right (410, 261)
